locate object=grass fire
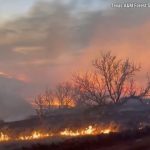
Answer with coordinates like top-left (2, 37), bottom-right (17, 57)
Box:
top-left (0, 52), bottom-right (150, 150)
top-left (0, 124), bottom-right (119, 143)
top-left (0, 1), bottom-right (150, 149)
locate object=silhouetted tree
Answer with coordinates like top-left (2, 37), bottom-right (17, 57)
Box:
top-left (43, 88), bottom-right (55, 112)
top-left (73, 72), bottom-right (108, 106)
top-left (34, 94), bottom-right (46, 119)
top-left (121, 77), bottom-right (150, 104)
top-left (93, 52), bottom-right (140, 104)
top-left (55, 82), bottom-right (75, 108)
top-left (33, 88), bottom-right (56, 118)
top-left (33, 51), bottom-right (150, 113)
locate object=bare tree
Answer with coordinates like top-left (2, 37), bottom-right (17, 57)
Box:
top-left (70, 86), bottom-right (84, 107)
top-left (55, 82), bottom-right (75, 108)
top-left (93, 52), bottom-right (140, 104)
top-left (138, 75), bottom-right (150, 100)
top-left (122, 77), bottom-right (150, 104)
top-left (33, 52), bottom-right (150, 114)
top-left (44, 88), bottom-right (55, 112)
top-left (34, 94), bottom-right (46, 119)
top-left (73, 72), bottom-right (108, 106)
top-left (33, 88), bottom-right (56, 118)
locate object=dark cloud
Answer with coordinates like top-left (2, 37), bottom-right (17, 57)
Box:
top-left (0, 1), bottom-right (73, 60)
top-left (0, 0), bottom-right (108, 64)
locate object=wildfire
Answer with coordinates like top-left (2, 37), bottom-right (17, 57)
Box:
top-left (18, 131), bottom-right (51, 141)
top-left (32, 98), bottom-right (75, 109)
top-left (101, 129), bottom-right (111, 134)
top-left (0, 124), bottom-right (119, 142)
top-left (0, 131), bottom-right (52, 142)
top-left (60, 126), bottom-right (96, 136)
top-left (60, 125), bottom-right (118, 137)
top-left (0, 132), bottom-right (10, 142)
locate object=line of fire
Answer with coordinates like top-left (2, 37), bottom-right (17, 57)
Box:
top-left (1, 1), bottom-right (150, 149)
top-left (0, 52), bottom-right (150, 150)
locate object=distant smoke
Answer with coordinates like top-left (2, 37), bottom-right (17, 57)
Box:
top-left (0, 0), bottom-right (150, 120)
top-left (0, 76), bottom-right (34, 122)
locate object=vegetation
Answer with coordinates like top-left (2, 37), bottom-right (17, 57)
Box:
top-left (32, 52), bottom-right (150, 119)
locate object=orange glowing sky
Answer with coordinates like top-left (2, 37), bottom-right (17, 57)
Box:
top-left (0, 0), bottom-right (150, 121)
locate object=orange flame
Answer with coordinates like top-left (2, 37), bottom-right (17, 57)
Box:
top-left (0, 124), bottom-right (119, 142)
top-left (60, 125), bottom-right (118, 137)
top-left (60, 126), bottom-right (95, 136)
top-left (31, 98), bottom-right (75, 109)
top-left (18, 131), bottom-right (52, 141)
top-left (0, 132), bottom-right (10, 142)
top-left (0, 131), bottom-right (52, 142)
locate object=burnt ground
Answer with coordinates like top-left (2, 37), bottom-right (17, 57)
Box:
top-left (14, 127), bottom-right (150, 150)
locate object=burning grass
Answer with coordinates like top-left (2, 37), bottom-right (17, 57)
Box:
top-left (0, 132), bottom-right (10, 142)
top-left (0, 123), bottom-right (119, 143)
top-left (60, 123), bottom-right (119, 137)
top-left (0, 131), bottom-right (52, 142)
top-left (18, 131), bottom-right (52, 141)
top-left (13, 127), bottom-right (150, 150)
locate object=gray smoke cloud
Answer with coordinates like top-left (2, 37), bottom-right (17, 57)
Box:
top-left (0, 0), bottom-right (150, 121)
top-left (0, 75), bottom-right (34, 122)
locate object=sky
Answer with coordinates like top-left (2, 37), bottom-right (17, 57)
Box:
top-left (0, 0), bottom-right (150, 121)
